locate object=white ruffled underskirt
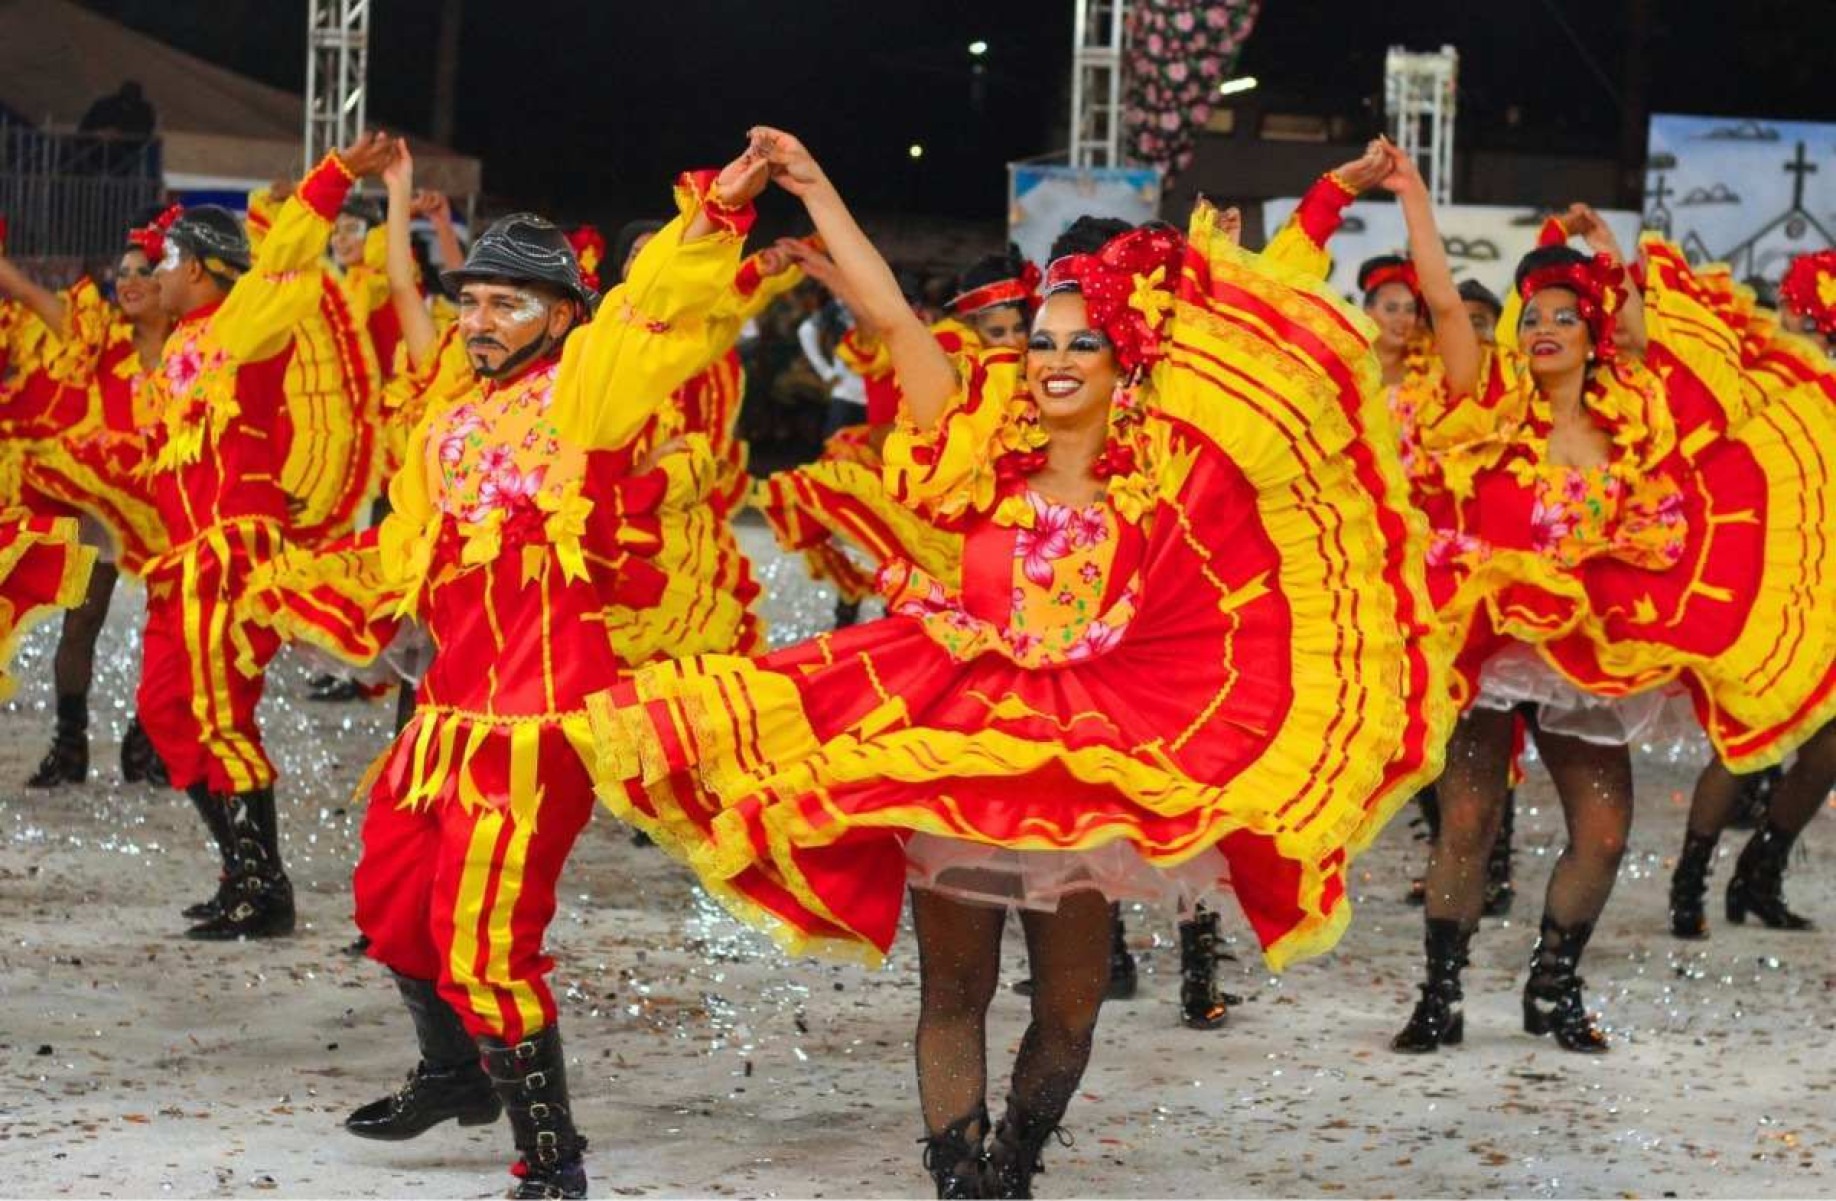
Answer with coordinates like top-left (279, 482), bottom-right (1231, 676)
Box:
top-left (904, 834), bottom-right (1225, 913)
top-left (1471, 643), bottom-right (1697, 746)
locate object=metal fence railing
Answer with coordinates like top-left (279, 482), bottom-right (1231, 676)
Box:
top-left (0, 122), bottom-right (164, 262)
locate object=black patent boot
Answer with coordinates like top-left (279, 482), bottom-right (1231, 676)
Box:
top-left (1728, 764), bottom-right (1778, 830)
top-left (119, 715), bottom-right (169, 786)
top-left (1391, 918), bottom-right (1471, 1053)
top-left (1522, 917), bottom-right (1609, 1053)
top-left (480, 1026), bottom-right (588, 1200)
top-left (346, 973), bottom-right (501, 1140)
top-left (986, 1095), bottom-right (1071, 1201)
top-left (919, 1104), bottom-right (990, 1199)
top-left (181, 782), bottom-right (235, 921)
top-left (184, 789), bottom-right (296, 940)
top-left (1727, 823), bottom-right (1814, 930)
top-left (1013, 903), bottom-right (1136, 1000)
top-left (1668, 829), bottom-right (1718, 939)
top-left (1482, 793), bottom-right (1517, 917)
top-left (1177, 904), bottom-right (1241, 1030)
top-left (26, 693), bottom-right (89, 788)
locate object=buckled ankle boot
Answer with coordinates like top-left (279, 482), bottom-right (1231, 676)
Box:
top-left (1523, 916), bottom-right (1609, 1052)
top-left (26, 693), bottom-right (89, 788)
top-left (119, 715), bottom-right (168, 786)
top-left (346, 973), bottom-right (501, 1140)
top-left (181, 782), bottom-right (235, 921)
top-left (1668, 829), bottom-right (1719, 939)
top-left (1483, 793), bottom-right (1517, 917)
top-left (480, 1026), bottom-right (588, 1200)
top-left (1391, 918), bottom-right (1471, 1053)
top-left (1177, 904), bottom-right (1240, 1030)
top-left (184, 789), bottom-right (296, 940)
top-left (986, 1094), bottom-right (1071, 1200)
top-left (919, 1103), bottom-right (990, 1199)
top-left (1727, 823), bottom-right (1814, 930)
top-left (1729, 764), bottom-right (1779, 830)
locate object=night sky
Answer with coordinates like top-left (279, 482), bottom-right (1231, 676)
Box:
top-left (74, 0), bottom-right (1836, 228)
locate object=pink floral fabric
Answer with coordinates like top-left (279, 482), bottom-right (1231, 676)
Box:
top-left (425, 362), bottom-right (583, 530)
top-left (1123, 1), bottom-right (1261, 175)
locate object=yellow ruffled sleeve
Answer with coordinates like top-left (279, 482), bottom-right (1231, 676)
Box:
top-left (210, 154), bottom-right (352, 364)
top-left (881, 348), bottom-right (1033, 521)
top-left (549, 176), bottom-right (750, 452)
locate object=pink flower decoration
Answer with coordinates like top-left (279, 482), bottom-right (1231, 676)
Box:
top-left (1014, 494), bottom-right (1074, 588)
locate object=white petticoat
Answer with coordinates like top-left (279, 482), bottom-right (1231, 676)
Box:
top-left (904, 834), bottom-right (1225, 913)
top-left (1471, 642), bottom-right (1695, 746)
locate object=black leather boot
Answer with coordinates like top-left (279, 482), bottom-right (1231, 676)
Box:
top-left (119, 715), bottom-right (169, 785)
top-left (1728, 764), bottom-right (1779, 830)
top-left (986, 1094), bottom-right (1071, 1201)
top-left (1391, 918), bottom-right (1471, 1053)
top-left (834, 598), bottom-right (862, 629)
top-left (346, 973), bottom-right (501, 1140)
top-left (1727, 823), bottom-right (1814, 930)
top-left (181, 782), bottom-right (235, 921)
top-left (184, 789), bottom-right (296, 940)
top-left (1483, 793), bottom-right (1517, 917)
top-left (480, 1026), bottom-right (588, 1200)
top-left (1177, 905), bottom-right (1240, 1030)
top-left (919, 1104), bottom-right (990, 1199)
top-left (1522, 917), bottom-right (1609, 1052)
top-left (26, 693), bottom-right (89, 788)
top-left (1668, 829), bottom-right (1718, 939)
top-left (307, 674), bottom-right (365, 703)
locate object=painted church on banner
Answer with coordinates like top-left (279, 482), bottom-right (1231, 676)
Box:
top-left (1646, 113), bottom-right (1836, 287)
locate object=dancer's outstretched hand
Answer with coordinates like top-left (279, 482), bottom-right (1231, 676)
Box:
top-left (1332, 139), bottom-right (1391, 195)
top-left (1375, 137), bottom-right (1427, 197)
top-left (713, 144), bottom-right (771, 209)
top-left (749, 127), bottom-right (829, 198)
top-left (381, 139), bottom-right (414, 199)
top-left (339, 130), bottom-right (397, 180)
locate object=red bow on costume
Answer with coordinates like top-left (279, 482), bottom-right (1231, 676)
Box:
top-left (950, 260), bottom-right (1043, 318)
top-left (127, 204), bottom-right (183, 263)
top-left (1043, 224), bottom-right (1187, 373)
top-left (565, 224), bottom-right (607, 294)
top-left (1520, 253), bottom-right (1627, 364)
top-left (1780, 249), bottom-right (1836, 337)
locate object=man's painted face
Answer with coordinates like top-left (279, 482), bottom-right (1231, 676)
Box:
top-left (457, 281), bottom-right (565, 378)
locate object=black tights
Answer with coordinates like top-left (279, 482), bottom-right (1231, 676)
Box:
top-left (54, 562), bottom-right (119, 698)
top-left (1687, 721), bottom-right (1836, 841)
top-left (1423, 707), bottom-right (1632, 929)
top-left (911, 887), bottom-right (1110, 1137)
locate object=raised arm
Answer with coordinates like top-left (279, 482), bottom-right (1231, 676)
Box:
top-left (0, 254), bottom-right (67, 334)
top-left (1564, 202), bottom-right (1646, 356)
top-left (381, 140), bottom-right (439, 368)
top-left (1262, 139), bottom-right (1391, 276)
top-left (1380, 140), bottom-right (1480, 398)
top-left (751, 127), bottom-right (956, 430)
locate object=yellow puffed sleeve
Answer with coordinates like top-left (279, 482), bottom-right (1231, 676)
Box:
top-left (210, 154), bottom-right (353, 364)
top-left (549, 177), bottom-right (749, 452)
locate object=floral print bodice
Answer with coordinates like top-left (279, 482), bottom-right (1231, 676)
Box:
top-left (426, 363), bottom-right (584, 527)
top-left (888, 490), bottom-right (1139, 668)
top-left (1427, 458), bottom-right (1687, 575)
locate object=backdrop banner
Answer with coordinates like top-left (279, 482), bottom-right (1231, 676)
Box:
top-left (1645, 112), bottom-right (1836, 285)
top-left (1009, 164), bottom-right (1164, 270)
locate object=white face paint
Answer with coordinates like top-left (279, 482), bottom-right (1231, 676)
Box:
top-left (158, 240), bottom-right (184, 273)
top-left (503, 289), bottom-right (549, 325)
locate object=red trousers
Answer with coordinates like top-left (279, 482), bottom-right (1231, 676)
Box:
top-left (137, 524), bottom-right (282, 794)
top-left (353, 732), bottom-right (597, 1042)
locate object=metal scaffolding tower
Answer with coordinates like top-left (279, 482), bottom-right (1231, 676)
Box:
top-left (1070, 0), bottom-right (1129, 167)
top-left (304, 0), bottom-right (370, 173)
top-left (1384, 45), bottom-right (1458, 205)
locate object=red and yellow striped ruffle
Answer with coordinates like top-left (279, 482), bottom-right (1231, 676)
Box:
top-left (0, 513), bottom-right (97, 700)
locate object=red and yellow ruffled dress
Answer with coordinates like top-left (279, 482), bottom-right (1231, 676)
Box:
top-left (14, 280), bottom-right (167, 572)
top-left (239, 174), bottom-right (764, 819)
top-left (0, 512), bottom-right (95, 700)
top-left (752, 320), bottom-right (967, 605)
top-left (1413, 238), bottom-right (1836, 768)
top-left (586, 201), bottom-right (1451, 970)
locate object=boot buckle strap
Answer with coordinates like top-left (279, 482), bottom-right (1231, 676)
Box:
top-left (529, 1101), bottom-right (552, 1120)
top-left (514, 1040), bottom-right (541, 1061)
top-left (525, 1070), bottom-right (547, 1089)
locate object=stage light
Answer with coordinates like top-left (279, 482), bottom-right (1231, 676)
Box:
top-left (1217, 76), bottom-right (1258, 97)
top-left (908, 144), bottom-right (925, 159)
top-left (968, 40), bottom-right (989, 57)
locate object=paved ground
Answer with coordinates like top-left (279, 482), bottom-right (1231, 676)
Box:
top-left (1, 527), bottom-right (1830, 1199)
